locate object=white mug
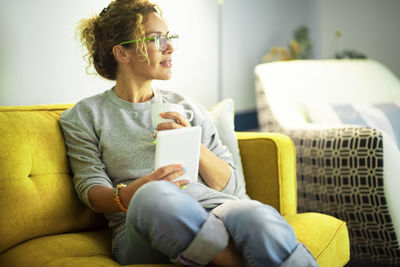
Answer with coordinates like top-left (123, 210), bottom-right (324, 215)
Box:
top-left (151, 103), bottom-right (194, 128)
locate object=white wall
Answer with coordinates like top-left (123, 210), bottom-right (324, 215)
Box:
top-left (152, 0), bottom-right (219, 108)
top-left (0, 0), bottom-right (218, 108)
top-left (0, 0), bottom-right (318, 111)
top-left (221, 0), bottom-right (400, 112)
top-left (221, 0), bottom-right (318, 111)
top-left (318, 0), bottom-right (400, 79)
top-left (1, 0), bottom-right (399, 111)
top-left (0, 0), bottom-right (114, 106)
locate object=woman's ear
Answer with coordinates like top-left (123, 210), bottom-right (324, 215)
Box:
top-left (112, 45), bottom-right (130, 64)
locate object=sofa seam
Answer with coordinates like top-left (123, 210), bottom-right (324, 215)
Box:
top-left (278, 135), bottom-right (295, 216)
top-left (315, 221), bottom-right (347, 260)
top-left (28, 172), bottom-right (71, 178)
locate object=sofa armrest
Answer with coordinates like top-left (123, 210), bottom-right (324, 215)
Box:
top-left (236, 132), bottom-right (297, 216)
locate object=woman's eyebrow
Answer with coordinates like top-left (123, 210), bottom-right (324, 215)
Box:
top-left (146, 31), bottom-right (170, 36)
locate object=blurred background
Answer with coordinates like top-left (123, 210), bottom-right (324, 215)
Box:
top-left (1, 0), bottom-right (399, 130)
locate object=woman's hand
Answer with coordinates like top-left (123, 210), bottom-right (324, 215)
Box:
top-left (120, 164), bottom-right (189, 205)
top-left (88, 164), bottom-right (189, 213)
top-left (155, 111), bottom-right (190, 131)
top-left (143, 163), bottom-right (190, 188)
top-left (118, 164), bottom-right (189, 211)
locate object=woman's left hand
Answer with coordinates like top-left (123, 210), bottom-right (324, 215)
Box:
top-left (156, 111), bottom-right (190, 131)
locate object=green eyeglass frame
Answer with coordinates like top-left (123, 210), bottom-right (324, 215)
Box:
top-left (119, 34), bottom-right (179, 52)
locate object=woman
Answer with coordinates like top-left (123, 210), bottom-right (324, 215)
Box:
top-left (60, 0), bottom-right (317, 266)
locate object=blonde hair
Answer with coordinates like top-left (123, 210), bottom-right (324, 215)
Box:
top-left (77, 0), bottom-right (161, 80)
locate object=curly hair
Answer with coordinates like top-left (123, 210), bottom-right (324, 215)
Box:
top-left (77, 0), bottom-right (161, 80)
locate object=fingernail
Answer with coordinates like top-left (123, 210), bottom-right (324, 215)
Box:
top-left (153, 140), bottom-right (157, 144)
top-left (181, 185), bottom-right (187, 189)
top-left (159, 113), bottom-right (165, 116)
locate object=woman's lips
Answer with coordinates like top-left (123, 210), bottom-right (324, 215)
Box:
top-left (160, 59), bottom-right (172, 67)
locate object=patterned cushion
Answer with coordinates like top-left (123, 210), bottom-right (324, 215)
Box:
top-left (304, 102), bottom-right (400, 150)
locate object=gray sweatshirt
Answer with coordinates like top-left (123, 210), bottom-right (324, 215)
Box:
top-left (60, 88), bottom-right (240, 236)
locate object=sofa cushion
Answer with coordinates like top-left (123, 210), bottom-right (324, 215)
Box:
top-left (284, 212), bottom-right (350, 267)
top-left (0, 229), bottom-right (113, 266)
top-left (0, 227), bottom-right (181, 267)
top-left (209, 99), bottom-right (248, 199)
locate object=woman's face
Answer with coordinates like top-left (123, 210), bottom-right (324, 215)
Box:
top-left (126, 12), bottom-right (174, 82)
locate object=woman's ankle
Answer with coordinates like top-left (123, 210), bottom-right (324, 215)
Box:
top-left (210, 240), bottom-right (244, 267)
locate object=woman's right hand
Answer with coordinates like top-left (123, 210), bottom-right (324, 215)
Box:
top-left (144, 164), bottom-right (190, 188)
top-left (118, 164), bottom-right (190, 210)
top-left (88, 164), bottom-right (189, 214)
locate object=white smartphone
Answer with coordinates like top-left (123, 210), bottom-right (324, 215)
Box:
top-left (154, 126), bottom-right (202, 183)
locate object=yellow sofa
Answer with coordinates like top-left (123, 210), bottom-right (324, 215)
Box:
top-left (0, 104), bottom-right (350, 267)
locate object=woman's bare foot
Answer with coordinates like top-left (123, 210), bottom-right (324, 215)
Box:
top-left (210, 240), bottom-right (245, 267)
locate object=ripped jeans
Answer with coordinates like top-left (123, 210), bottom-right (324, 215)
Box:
top-left (112, 181), bottom-right (317, 267)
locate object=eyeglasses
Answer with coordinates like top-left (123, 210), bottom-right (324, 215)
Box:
top-left (119, 34), bottom-right (179, 52)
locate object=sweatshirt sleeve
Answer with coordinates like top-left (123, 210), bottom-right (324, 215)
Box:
top-left (59, 114), bottom-right (113, 211)
top-left (197, 105), bottom-right (239, 196)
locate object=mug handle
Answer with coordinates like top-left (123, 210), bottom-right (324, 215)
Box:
top-left (184, 110), bottom-right (194, 122)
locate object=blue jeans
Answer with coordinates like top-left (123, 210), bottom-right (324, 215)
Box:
top-left (112, 181), bottom-right (317, 266)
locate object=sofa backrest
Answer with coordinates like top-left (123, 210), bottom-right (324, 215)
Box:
top-left (0, 105), bottom-right (106, 254)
